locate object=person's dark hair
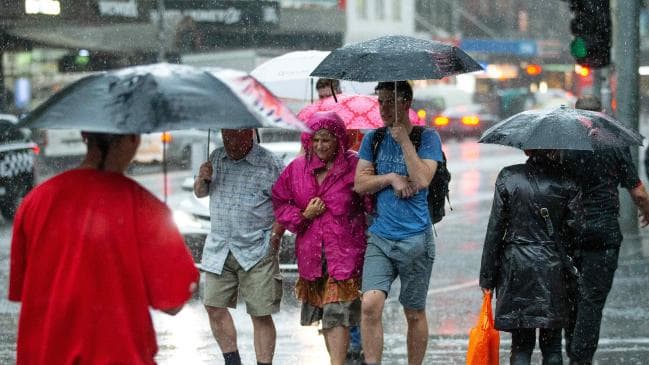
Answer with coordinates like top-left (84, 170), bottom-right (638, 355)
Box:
top-left (375, 81), bottom-right (413, 101)
top-left (575, 95), bottom-right (602, 112)
top-left (82, 132), bottom-right (121, 170)
top-left (315, 78), bottom-right (341, 92)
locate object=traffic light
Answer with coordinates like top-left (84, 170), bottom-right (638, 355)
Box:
top-left (525, 64), bottom-right (543, 76)
top-left (569, 0), bottom-right (611, 68)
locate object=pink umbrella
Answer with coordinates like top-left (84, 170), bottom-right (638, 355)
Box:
top-left (297, 94), bottom-right (424, 129)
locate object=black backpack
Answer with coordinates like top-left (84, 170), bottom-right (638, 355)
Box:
top-left (371, 126), bottom-right (451, 224)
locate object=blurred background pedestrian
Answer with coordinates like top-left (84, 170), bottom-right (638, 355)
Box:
top-left (563, 95), bottom-right (649, 365)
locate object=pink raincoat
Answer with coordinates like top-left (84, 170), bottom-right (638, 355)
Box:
top-left (272, 111), bottom-right (370, 281)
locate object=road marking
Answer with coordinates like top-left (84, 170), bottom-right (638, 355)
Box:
top-left (385, 280), bottom-right (479, 304)
top-left (427, 280), bottom-right (479, 295)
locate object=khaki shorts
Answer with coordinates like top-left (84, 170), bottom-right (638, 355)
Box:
top-left (203, 252), bottom-right (282, 316)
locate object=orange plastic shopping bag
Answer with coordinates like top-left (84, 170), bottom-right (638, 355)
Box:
top-left (466, 292), bottom-right (500, 365)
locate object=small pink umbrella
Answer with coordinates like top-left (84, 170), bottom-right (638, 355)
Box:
top-left (297, 94), bottom-right (424, 129)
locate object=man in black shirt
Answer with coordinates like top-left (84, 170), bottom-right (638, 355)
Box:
top-left (563, 95), bottom-right (649, 365)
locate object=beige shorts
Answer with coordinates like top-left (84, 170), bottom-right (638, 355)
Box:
top-left (203, 252), bottom-right (282, 316)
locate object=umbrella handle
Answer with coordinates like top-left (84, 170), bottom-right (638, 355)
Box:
top-left (394, 82), bottom-right (397, 125)
top-left (331, 83), bottom-right (338, 103)
top-left (207, 129), bottom-right (211, 161)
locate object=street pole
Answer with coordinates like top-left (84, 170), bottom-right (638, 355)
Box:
top-left (157, 0), bottom-right (166, 62)
top-left (615, 0), bottom-right (640, 236)
top-left (593, 68), bottom-right (603, 100)
top-left (0, 52), bottom-right (5, 112)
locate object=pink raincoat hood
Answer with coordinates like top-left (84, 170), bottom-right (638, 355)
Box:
top-left (272, 111), bottom-right (370, 281)
top-left (300, 111), bottom-right (349, 169)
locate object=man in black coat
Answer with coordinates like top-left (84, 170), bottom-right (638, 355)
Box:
top-left (563, 95), bottom-right (649, 365)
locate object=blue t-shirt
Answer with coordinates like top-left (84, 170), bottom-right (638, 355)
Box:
top-left (358, 128), bottom-right (443, 240)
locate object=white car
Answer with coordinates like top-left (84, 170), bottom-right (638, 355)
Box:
top-left (172, 141), bottom-right (302, 272)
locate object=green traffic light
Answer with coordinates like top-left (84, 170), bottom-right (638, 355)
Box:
top-left (570, 38), bottom-right (588, 58)
top-left (74, 55), bottom-right (90, 66)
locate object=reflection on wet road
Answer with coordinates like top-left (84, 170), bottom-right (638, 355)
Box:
top-left (2, 139), bottom-right (649, 364)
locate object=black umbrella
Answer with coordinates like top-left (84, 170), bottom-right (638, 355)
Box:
top-left (310, 35), bottom-right (483, 82)
top-left (18, 63), bottom-right (307, 133)
top-left (19, 63), bottom-right (307, 203)
top-left (478, 106), bottom-right (644, 151)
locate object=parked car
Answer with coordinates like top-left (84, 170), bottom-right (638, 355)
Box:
top-left (0, 114), bottom-right (38, 220)
top-left (31, 128), bottom-right (86, 173)
top-left (172, 141), bottom-right (302, 272)
top-left (431, 103), bottom-right (499, 140)
top-left (133, 130), bottom-right (223, 168)
top-left (411, 84), bottom-right (474, 125)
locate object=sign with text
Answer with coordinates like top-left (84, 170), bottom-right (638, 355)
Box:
top-left (461, 39), bottom-right (538, 57)
top-left (161, 0), bottom-right (279, 27)
top-left (98, 0), bottom-right (139, 18)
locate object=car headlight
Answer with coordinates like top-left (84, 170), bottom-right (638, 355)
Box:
top-left (173, 210), bottom-right (203, 229)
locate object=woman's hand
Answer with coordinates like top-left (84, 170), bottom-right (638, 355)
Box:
top-left (481, 287), bottom-right (492, 296)
top-left (302, 197), bottom-right (326, 219)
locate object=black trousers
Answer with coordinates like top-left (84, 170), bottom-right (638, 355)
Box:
top-left (566, 248), bottom-right (619, 362)
top-left (510, 328), bottom-right (563, 365)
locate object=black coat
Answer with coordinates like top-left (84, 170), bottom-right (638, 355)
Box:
top-left (479, 157), bottom-right (582, 331)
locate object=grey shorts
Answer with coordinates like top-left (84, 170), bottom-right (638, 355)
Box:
top-left (300, 299), bottom-right (361, 330)
top-left (361, 229), bottom-right (435, 310)
top-left (203, 252), bottom-right (282, 316)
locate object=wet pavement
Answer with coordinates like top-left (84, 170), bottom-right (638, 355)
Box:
top-left (2, 138), bottom-right (649, 364)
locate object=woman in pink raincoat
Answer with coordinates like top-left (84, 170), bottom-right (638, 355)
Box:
top-left (272, 111), bottom-right (370, 365)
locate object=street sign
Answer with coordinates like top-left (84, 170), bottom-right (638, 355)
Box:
top-left (460, 39), bottom-right (538, 57)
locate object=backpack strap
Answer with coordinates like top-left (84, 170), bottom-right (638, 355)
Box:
top-left (409, 126), bottom-right (424, 151)
top-left (371, 127), bottom-right (387, 162)
top-left (371, 126), bottom-right (424, 162)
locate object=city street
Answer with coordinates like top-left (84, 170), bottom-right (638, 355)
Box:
top-left (1, 138), bottom-right (649, 364)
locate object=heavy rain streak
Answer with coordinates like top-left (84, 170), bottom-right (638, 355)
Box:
top-left (1, 1), bottom-right (649, 364)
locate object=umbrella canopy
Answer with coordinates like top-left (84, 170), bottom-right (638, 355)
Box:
top-left (478, 106), bottom-right (644, 151)
top-left (251, 50), bottom-right (376, 101)
top-left (19, 63), bottom-right (307, 134)
top-left (298, 94), bottom-right (423, 129)
top-left (310, 35), bottom-right (483, 82)
top-left (252, 50), bottom-right (330, 83)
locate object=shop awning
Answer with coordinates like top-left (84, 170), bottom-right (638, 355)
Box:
top-left (5, 23), bottom-right (173, 53)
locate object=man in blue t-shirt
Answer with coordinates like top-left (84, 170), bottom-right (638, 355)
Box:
top-left (354, 81), bottom-right (443, 365)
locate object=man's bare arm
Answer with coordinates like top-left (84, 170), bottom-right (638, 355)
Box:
top-left (628, 182), bottom-right (649, 227)
top-left (354, 159), bottom-right (399, 195)
top-left (399, 137), bottom-right (437, 189)
top-left (389, 125), bottom-right (437, 189)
